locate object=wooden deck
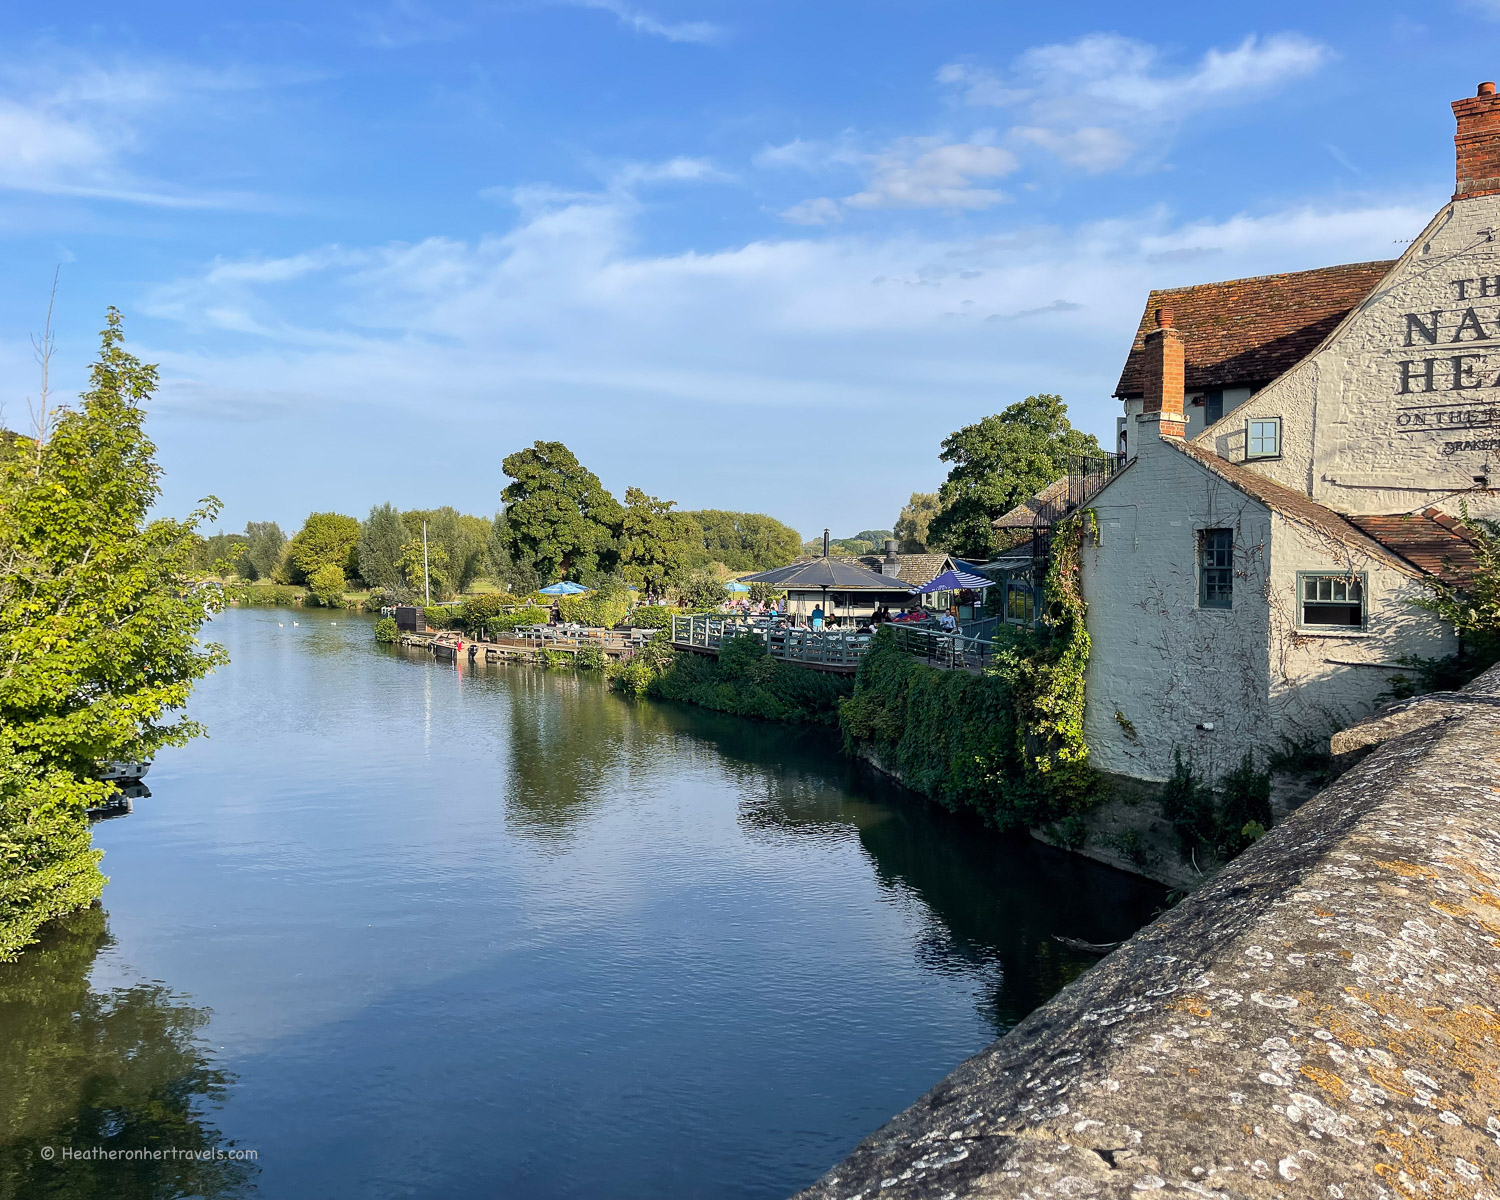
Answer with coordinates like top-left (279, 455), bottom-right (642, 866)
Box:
top-left (399, 626), bottom-right (655, 665)
top-left (670, 614), bottom-right (870, 674)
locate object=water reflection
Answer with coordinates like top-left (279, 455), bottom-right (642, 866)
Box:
top-left (0, 907), bottom-right (255, 1200)
top-left (643, 702), bottom-right (1164, 1035)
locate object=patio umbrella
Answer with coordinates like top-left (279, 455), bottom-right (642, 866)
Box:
top-left (912, 568), bottom-right (995, 594)
top-left (538, 581), bottom-right (591, 595)
top-left (725, 581), bottom-right (751, 593)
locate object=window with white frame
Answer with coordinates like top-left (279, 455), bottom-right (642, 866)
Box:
top-left (1246, 417), bottom-right (1281, 459)
top-left (1199, 528), bottom-right (1233, 609)
top-left (1299, 573), bottom-right (1366, 629)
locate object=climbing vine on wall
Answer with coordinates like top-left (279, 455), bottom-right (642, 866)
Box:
top-left (839, 512), bottom-right (1098, 828)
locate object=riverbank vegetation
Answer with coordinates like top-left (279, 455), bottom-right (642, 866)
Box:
top-left (839, 516), bottom-right (1096, 830)
top-left (193, 438), bottom-right (804, 610)
top-left (0, 311), bottom-right (223, 959)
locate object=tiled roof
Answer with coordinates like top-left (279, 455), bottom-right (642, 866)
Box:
top-left (1114, 261), bottom-right (1395, 398)
top-left (1169, 441), bottom-right (1423, 577)
top-left (842, 552), bottom-right (954, 586)
top-left (991, 477), bottom-right (1069, 530)
top-left (1345, 510), bottom-right (1482, 585)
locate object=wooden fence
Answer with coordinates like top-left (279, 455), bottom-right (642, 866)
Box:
top-left (671, 614), bottom-right (871, 671)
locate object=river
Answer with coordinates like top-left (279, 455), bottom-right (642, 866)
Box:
top-left (0, 606), bottom-right (1164, 1199)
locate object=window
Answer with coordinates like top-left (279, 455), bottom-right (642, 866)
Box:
top-left (1300, 573), bottom-right (1366, 629)
top-left (1247, 417), bottom-right (1281, 459)
top-left (1204, 390), bottom-right (1224, 425)
top-left (1005, 582), bottom-right (1036, 624)
top-left (1199, 529), bottom-right (1233, 609)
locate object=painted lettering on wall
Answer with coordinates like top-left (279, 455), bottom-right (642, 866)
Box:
top-left (1395, 282), bottom-right (1500, 441)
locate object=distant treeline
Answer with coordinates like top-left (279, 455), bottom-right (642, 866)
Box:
top-left (191, 440), bottom-right (804, 603)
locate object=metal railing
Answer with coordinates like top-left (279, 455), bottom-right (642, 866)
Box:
top-left (887, 624), bottom-right (995, 673)
top-left (671, 614), bottom-right (872, 668)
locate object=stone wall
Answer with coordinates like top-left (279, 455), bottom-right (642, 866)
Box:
top-left (792, 663), bottom-right (1500, 1199)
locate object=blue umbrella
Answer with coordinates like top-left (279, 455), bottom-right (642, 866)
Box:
top-left (725, 581), bottom-right (751, 593)
top-left (538, 581), bottom-right (590, 595)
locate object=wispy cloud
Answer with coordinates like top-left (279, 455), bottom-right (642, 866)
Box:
top-left (844, 139), bottom-right (1016, 211)
top-left (562, 0), bottom-right (726, 44)
top-left (0, 57), bottom-right (265, 207)
top-left (939, 32), bottom-right (1330, 172)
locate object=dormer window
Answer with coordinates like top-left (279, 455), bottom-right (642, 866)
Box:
top-left (1247, 418), bottom-right (1281, 460)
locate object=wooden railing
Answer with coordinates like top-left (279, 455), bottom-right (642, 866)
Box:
top-left (671, 614), bottom-right (872, 669)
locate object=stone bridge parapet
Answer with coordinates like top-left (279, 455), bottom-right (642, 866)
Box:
top-left (794, 663), bottom-right (1500, 1198)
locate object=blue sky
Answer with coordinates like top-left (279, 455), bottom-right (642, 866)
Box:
top-left (1, 1), bottom-right (1494, 539)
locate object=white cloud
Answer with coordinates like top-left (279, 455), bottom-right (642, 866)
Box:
top-left (779, 197), bottom-right (841, 226)
top-left (563, 0), bottom-right (725, 44)
top-left (940, 33), bottom-right (1330, 172)
top-left (611, 156), bottom-right (733, 187)
top-left (844, 140), bottom-right (1017, 211)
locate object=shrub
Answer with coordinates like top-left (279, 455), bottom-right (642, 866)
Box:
top-left (676, 569), bottom-right (727, 610)
top-left (307, 564), bottom-right (347, 608)
top-left (575, 646), bottom-right (608, 671)
top-left (558, 578), bottom-right (632, 629)
top-left (458, 593), bottom-right (507, 633)
top-left (373, 616), bottom-right (399, 643)
top-left (424, 605), bottom-right (453, 629)
top-left (486, 606), bottom-right (551, 635)
top-left (540, 648), bottom-right (571, 669)
top-left (645, 633), bottom-right (851, 723)
top-left (1215, 753), bottom-right (1272, 857)
top-left (628, 605), bottom-right (677, 630)
top-left (1159, 748), bottom-right (1216, 858)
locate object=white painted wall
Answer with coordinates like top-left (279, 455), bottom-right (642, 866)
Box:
top-left (1082, 415), bottom-right (1455, 783)
top-left (1198, 195), bottom-right (1500, 519)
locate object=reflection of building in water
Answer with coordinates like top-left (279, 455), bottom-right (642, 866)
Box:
top-left (1008, 83), bottom-right (1500, 784)
top-left (0, 906), bottom-right (256, 1198)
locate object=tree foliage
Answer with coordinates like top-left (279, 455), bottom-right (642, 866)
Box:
top-left (403, 507), bottom-right (490, 593)
top-left (487, 513), bottom-right (540, 595)
top-left (500, 441), bottom-right (622, 582)
top-left (927, 395), bottom-right (1102, 561)
top-left (618, 487), bottom-right (693, 599)
top-left (679, 510), bottom-right (802, 572)
top-left (894, 492), bottom-right (940, 553)
top-left (286, 512), bottom-right (360, 585)
top-left (0, 309), bottom-right (224, 956)
top-left (558, 576), bottom-right (633, 629)
top-left (676, 568), bottom-right (727, 610)
top-left (240, 521), bottom-right (286, 581)
top-left (306, 565), bottom-right (346, 608)
top-left (357, 503), bottom-right (408, 592)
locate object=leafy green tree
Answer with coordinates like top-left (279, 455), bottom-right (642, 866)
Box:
top-left (0, 309), bottom-right (225, 955)
top-left (187, 531), bottom-right (247, 576)
top-left (487, 513), bottom-right (540, 596)
top-left (307, 564), bottom-right (347, 608)
top-left (928, 395), bottom-right (1102, 561)
top-left (558, 576), bottom-right (632, 629)
top-left (357, 503), bottom-right (408, 591)
top-left (286, 512), bottom-right (360, 585)
top-left (403, 507), bottom-right (491, 593)
top-left (398, 538), bottom-right (452, 601)
top-left (240, 520), bottom-right (286, 581)
top-left (679, 510), bottom-right (802, 572)
top-left (894, 492), bottom-right (940, 553)
top-left (500, 441), bottom-right (622, 582)
top-left (618, 488), bottom-right (693, 600)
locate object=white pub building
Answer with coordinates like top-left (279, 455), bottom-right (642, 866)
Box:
top-left (1071, 82), bottom-right (1499, 783)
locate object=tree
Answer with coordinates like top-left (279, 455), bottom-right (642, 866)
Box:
top-left (487, 513), bottom-right (540, 596)
top-left (402, 507), bottom-right (491, 593)
top-left (618, 487), bottom-right (693, 600)
top-left (286, 513), bottom-right (360, 585)
top-left (0, 309), bottom-right (225, 956)
top-left (187, 531), bottom-right (247, 576)
top-left (500, 441), bottom-right (622, 582)
top-left (894, 492), bottom-right (940, 553)
top-left (927, 395), bottom-right (1102, 561)
top-left (397, 538), bottom-right (452, 602)
top-left (679, 510), bottom-right (802, 572)
top-left (307, 565), bottom-right (346, 608)
top-left (240, 520), bottom-right (285, 581)
top-left (357, 503), bottom-right (407, 591)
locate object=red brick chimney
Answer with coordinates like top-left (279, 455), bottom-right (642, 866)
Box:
top-left (1454, 81), bottom-right (1500, 201)
top-left (1140, 306), bottom-right (1186, 438)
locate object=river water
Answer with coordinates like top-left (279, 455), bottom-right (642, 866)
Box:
top-left (0, 607), bottom-right (1164, 1200)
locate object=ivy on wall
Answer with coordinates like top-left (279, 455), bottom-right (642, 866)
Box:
top-left (839, 514), bottom-right (1098, 829)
